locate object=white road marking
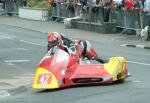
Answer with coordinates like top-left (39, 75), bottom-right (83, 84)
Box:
top-left (127, 61), bottom-right (150, 66)
top-left (0, 35), bottom-right (14, 40)
top-left (14, 73), bottom-right (34, 79)
top-left (0, 48), bottom-right (28, 52)
top-left (132, 80), bottom-right (142, 83)
top-left (7, 63), bottom-right (15, 65)
top-left (20, 40), bottom-right (45, 47)
top-left (4, 59), bottom-right (30, 63)
top-left (16, 48), bottom-right (28, 51)
top-left (136, 45), bottom-right (144, 48)
top-left (0, 90), bottom-right (11, 99)
top-left (121, 44), bottom-right (127, 46)
top-left (14, 76), bottom-right (33, 79)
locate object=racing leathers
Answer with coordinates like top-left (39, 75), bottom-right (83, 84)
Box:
top-left (47, 35), bottom-right (105, 63)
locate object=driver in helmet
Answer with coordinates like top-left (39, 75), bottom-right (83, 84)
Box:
top-left (47, 32), bottom-right (106, 63)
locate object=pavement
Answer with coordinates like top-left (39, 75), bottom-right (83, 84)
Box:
top-left (0, 15), bottom-right (150, 99)
top-left (0, 62), bottom-right (33, 99)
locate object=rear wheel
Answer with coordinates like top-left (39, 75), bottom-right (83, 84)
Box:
top-left (117, 73), bottom-right (122, 80)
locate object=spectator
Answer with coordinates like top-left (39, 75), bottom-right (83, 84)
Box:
top-left (101, 0), bottom-right (112, 22)
top-left (5, 0), bottom-right (17, 16)
top-left (142, 0), bottom-right (150, 27)
top-left (80, 0), bottom-right (89, 21)
top-left (56, 0), bottom-right (62, 17)
top-left (50, 0), bottom-right (57, 17)
top-left (121, 0), bottom-right (138, 34)
top-left (23, 0), bottom-right (27, 6)
top-left (71, 0), bottom-right (77, 16)
top-left (90, 0), bottom-right (99, 22)
top-left (75, 0), bottom-right (82, 16)
top-left (18, 0), bottom-right (26, 7)
top-left (111, 0), bottom-right (123, 27)
top-left (124, 0), bottom-right (134, 9)
top-left (48, 0), bottom-right (54, 6)
top-left (143, 0), bottom-right (150, 12)
top-left (113, 0), bottom-right (123, 9)
top-left (141, 0), bottom-right (145, 8)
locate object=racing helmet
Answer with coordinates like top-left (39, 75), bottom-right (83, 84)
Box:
top-left (47, 32), bottom-right (62, 47)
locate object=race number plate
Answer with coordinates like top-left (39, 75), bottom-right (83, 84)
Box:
top-left (37, 74), bottom-right (52, 85)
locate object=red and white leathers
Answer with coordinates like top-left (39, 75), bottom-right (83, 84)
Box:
top-left (78, 40), bottom-right (97, 59)
top-left (47, 32), bottom-right (105, 63)
top-left (48, 36), bottom-right (96, 59)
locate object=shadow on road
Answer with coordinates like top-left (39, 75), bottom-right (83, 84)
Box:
top-left (36, 79), bottom-right (126, 93)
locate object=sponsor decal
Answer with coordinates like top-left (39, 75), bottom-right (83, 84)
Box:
top-left (37, 74), bottom-right (52, 85)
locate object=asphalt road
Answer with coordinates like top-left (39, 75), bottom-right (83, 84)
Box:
top-left (0, 24), bottom-right (150, 103)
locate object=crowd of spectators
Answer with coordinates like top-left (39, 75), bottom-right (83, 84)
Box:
top-left (50, 0), bottom-right (150, 34)
top-left (1, 0), bottom-right (150, 35)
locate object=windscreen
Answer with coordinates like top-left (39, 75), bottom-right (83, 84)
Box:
top-left (50, 48), bottom-right (69, 66)
top-left (39, 47), bottom-right (69, 67)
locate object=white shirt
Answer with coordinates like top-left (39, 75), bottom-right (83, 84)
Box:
top-left (144, 0), bottom-right (150, 11)
top-left (113, 0), bottom-right (122, 4)
top-left (87, 0), bottom-right (96, 7)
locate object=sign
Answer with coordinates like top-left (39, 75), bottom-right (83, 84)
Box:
top-left (37, 74), bottom-right (52, 85)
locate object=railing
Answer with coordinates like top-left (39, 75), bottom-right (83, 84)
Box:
top-left (0, 0), bottom-right (26, 16)
top-left (0, 2), bottom-right (4, 15)
top-left (51, 2), bottom-right (150, 35)
top-left (51, 2), bottom-right (82, 21)
top-left (1, 1), bottom-right (149, 39)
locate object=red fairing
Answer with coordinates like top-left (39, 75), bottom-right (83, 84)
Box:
top-left (38, 54), bottom-right (68, 85)
top-left (70, 64), bottom-right (109, 79)
top-left (38, 56), bottom-right (51, 70)
top-left (67, 54), bottom-right (79, 68)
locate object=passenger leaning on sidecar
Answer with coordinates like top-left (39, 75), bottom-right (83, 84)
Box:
top-left (47, 32), bottom-right (106, 63)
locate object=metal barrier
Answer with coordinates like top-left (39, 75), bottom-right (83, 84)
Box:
top-left (5, 1), bottom-right (18, 16)
top-left (83, 7), bottom-right (144, 33)
top-left (52, 2), bottom-right (72, 20)
top-left (51, 2), bottom-right (150, 34)
top-left (1, 1), bottom-right (148, 36)
top-left (110, 9), bottom-right (141, 32)
top-left (0, 2), bottom-right (5, 15)
top-left (51, 2), bottom-right (82, 21)
top-left (0, 0), bottom-right (25, 16)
